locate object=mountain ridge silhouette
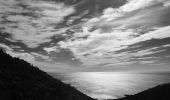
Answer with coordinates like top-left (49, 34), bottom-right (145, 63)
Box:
top-left (0, 50), bottom-right (95, 100)
top-left (115, 83), bottom-right (170, 100)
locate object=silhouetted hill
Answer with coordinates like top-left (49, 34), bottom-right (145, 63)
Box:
top-left (0, 50), bottom-right (95, 100)
top-left (115, 83), bottom-right (170, 100)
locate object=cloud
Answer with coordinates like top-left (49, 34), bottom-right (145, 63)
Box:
top-left (31, 52), bottom-right (51, 61)
top-left (0, 44), bottom-right (34, 62)
top-left (1, 0), bottom-right (170, 72)
top-left (43, 46), bottom-right (61, 53)
top-left (0, 0), bottom-right (75, 48)
top-left (59, 25), bottom-right (170, 66)
top-left (119, 0), bottom-right (156, 12)
top-left (0, 43), bottom-right (80, 72)
top-left (160, 0), bottom-right (170, 7)
top-left (0, 43), bottom-right (13, 51)
top-left (56, 0), bottom-right (170, 68)
top-left (60, 26), bottom-right (170, 54)
top-left (132, 26), bottom-right (170, 42)
top-left (85, 0), bottom-right (170, 30)
top-left (0, 43), bottom-right (36, 62)
top-left (8, 51), bottom-right (36, 62)
top-left (101, 0), bottom-right (156, 20)
top-left (86, 0), bottom-right (158, 24)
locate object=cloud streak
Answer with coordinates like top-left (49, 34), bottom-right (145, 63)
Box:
top-left (58, 0), bottom-right (170, 69)
top-left (0, 0), bottom-right (170, 72)
top-left (0, 0), bottom-right (75, 48)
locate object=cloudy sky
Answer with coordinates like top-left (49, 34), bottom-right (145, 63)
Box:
top-left (0, 0), bottom-right (170, 73)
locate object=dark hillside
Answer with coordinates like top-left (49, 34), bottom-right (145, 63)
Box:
top-left (115, 83), bottom-right (170, 100)
top-left (0, 50), bottom-right (94, 100)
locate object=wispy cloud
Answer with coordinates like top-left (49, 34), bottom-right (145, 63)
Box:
top-left (0, 0), bottom-right (75, 48)
top-left (0, 43), bottom-right (36, 62)
top-left (43, 46), bottom-right (61, 53)
top-left (1, 0), bottom-right (170, 72)
top-left (59, 0), bottom-right (170, 69)
top-left (0, 43), bottom-right (80, 72)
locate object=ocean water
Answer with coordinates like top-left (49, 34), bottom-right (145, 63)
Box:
top-left (60, 72), bottom-right (170, 100)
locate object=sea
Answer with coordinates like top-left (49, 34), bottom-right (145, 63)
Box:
top-left (51, 72), bottom-right (170, 100)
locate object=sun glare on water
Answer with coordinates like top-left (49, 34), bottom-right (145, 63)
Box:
top-left (63, 72), bottom-right (170, 100)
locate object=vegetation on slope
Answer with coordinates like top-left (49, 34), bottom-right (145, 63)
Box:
top-left (116, 83), bottom-right (170, 100)
top-left (0, 50), bottom-right (94, 100)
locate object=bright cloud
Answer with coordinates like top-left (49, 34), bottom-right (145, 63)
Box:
top-left (59, 24), bottom-right (170, 66)
top-left (0, 0), bottom-right (75, 48)
top-left (43, 46), bottom-right (61, 53)
top-left (0, 43), bottom-right (78, 72)
top-left (0, 43), bottom-right (13, 51)
top-left (0, 0), bottom-right (170, 72)
top-left (0, 43), bottom-right (35, 62)
top-left (85, 0), bottom-right (170, 29)
top-left (56, 0), bottom-right (170, 68)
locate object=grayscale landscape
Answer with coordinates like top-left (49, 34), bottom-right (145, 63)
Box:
top-left (0, 0), bottom-right (170, 100)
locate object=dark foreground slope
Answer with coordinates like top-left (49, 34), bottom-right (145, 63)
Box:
top-left (116, 83), bottom-right (170, 100)
top-left (0, 50), bottom-right (94, 100)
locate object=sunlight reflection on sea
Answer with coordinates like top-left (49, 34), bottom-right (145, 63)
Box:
top-left (61, 72), bottom-right (170, 100)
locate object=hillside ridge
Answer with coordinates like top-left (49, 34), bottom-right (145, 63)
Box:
top-left (0, 50), bottom-right (95, 100)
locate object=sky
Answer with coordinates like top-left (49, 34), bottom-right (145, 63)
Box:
top-left (0, 0), bottom-right (170, 73)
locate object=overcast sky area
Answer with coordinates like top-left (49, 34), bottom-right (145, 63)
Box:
top-left (0, 0), bottom-right (170, 73)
